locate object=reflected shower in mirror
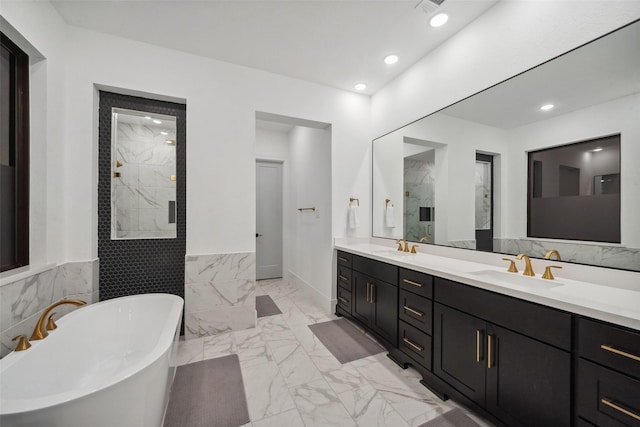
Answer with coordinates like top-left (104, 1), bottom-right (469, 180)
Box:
top-left (372, 20), bottom-right (640, 271)
top-left (111, 108), bottom-right (177, 239)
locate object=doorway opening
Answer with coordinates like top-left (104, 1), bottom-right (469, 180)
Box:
top-left (475, 153), bottom-right (494, 252)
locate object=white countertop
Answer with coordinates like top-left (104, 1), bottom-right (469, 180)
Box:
top-left (335, 240), bottom-right (640, 331)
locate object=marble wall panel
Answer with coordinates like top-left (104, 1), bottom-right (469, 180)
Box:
top-left (184, 252), bottom-right (257, 339)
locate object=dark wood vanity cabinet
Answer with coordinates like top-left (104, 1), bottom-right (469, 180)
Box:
top-left (576, 318), bottom-right (640, 427)
top-left (434, 278), bottom-right (572, 427)
top-left (335, 251), bottom-right (398, 347)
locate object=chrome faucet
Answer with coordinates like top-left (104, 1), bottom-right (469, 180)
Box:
top-left (30, 299), bottom-right (86, 341)
top-left (516, 254), bottom-right (535, 276)
top-left (544, 250), bottom-right (562, 261)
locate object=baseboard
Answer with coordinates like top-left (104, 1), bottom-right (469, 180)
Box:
top-left (287, 271), bottom-right (334, 314)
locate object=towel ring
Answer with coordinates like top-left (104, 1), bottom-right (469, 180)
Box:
top-left (349, 197), bottom-right (359, 206)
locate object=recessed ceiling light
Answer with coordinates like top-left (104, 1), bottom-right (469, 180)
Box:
top-left (153, 119), bottom-right (162, 124)
top-left (430, 13), bottom-right (449, 28)
top-left (384, 55), bottom-right (399, 65)
top-left (592, 147), bottom-right (603, 152)
top-left (160, 131), bottom-right (169, 135)
top-left (165, 139), bottom-right (175, 145)
top-left (540, 104), bottom-right (554, 111)
top-left (144, 116), bottom-right (152, 120)
top-left (354, 83), bottom-right (367, 91)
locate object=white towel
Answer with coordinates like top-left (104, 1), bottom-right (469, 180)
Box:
top-left (385, 205), bottom-right (395, 228)
top-left (348, 205), bottom-right (360, 229)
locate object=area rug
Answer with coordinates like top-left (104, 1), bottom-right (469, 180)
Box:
top-left (308, 318), bottom-right (384, 364)
top-left (256, 295), bottom-right (282, 318)
top-left (163, 354), bottom-right (250, 427)
top-left (418, 408), bottom-right (482, 427)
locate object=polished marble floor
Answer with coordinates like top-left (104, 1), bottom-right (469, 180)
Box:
top-left (174, 278), bottom-right (495, 427)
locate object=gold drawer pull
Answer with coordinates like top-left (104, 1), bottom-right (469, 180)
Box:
top-left (487, 334), bottom-right (493, 369)
top-left (339, 275), bottom-right (349, 282)
top-left (601, 398), bottom-right (640, 421)
top-left (338, 296), bottom-right (348, 304)
top-left (403, 337), bottom-right (424, 352)
top-left (476, 330), bottom-right (482, 363)
top-left (403, 305), bottom-right (424, 317)
top-left (403, 279), bottom-right (423, 288)
top-left (338, 257), bottom-right (348, 262)
top-left (601, 344), bottom-right (640, 362)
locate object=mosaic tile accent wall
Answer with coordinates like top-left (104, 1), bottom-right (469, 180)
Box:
top-left (98, 91), bottom-right (186, 303)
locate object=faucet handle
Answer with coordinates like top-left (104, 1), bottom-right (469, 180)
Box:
top-left (542, 265), bottom-right (562, 280)
top-left (411, 245), bottom-right (418, 254)
top-left (502, 258), bottom-right (518, 273)
top-left (46, 312), bottom-right (58, 331)
top-left (12, 335), bottom-right (31, 351)
top-left (396, 239), bottom-right (404, 251)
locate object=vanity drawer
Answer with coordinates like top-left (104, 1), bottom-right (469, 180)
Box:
top-left (399, 289), bottom-right (432, 334)
top-left (435, 277), bottom-right (572, 351)
top-left (337, 251), bottom-right (353, 268)
top-left (399, 320), bottom-right (432, 369)
top-left (579, 318), bottom-right (640, 380)
top-left (337, 287), bottom-right (352, 314)
top-left (337, 266), bottom-right (352, 291)
top-left (399, 268), bottom-right (433, 299)
top-left (577, 359), bottom-right (640, 427)
top-left (353, 255), bottom-right (397, 285)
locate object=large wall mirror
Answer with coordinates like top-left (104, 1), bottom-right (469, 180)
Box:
top-left (111, 108), bottom-right (177, 239)
top-left (372, 20), bottom-right (640, 271)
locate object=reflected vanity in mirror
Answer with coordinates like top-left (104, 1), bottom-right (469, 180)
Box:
top-left (111, 108), bottom-right (177, 239)
top-left (372, 20), bottom-right (640, 271)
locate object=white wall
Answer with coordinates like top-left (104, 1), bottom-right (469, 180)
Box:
top-left (372, 1), bottom-right (640, 138)
top-left (288, 126), bottom-right (333, 301)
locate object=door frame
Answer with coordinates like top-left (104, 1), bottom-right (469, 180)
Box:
top-left (255, 158), bottom-right (284, 280)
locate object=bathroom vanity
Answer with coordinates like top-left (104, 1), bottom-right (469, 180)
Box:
top-left (334, 243), bottom-right (640, 427)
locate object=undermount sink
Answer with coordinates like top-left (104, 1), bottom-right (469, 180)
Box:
top-left (371, 249), bottom-right (415, 258)
top-left (469, 270), bottom-right (564, 288)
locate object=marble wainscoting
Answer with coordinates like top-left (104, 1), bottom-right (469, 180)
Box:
top-left (494, 239), bottom-right (640, 271)
top-left (448, 240), bottom-right (476, 250)
top-left (184, 252), bottom-right (257, 339)
top-left (0, 260), bottom-right (99, 358)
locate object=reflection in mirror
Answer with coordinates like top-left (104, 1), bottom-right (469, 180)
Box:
top-left (111, 108), bottom-right (177, 239)
top-left (372, 20), bottom-right (640, 271)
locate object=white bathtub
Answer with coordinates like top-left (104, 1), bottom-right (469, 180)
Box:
top-left (0, 293), bottom-right (184, 427)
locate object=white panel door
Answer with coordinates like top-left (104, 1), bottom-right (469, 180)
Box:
top-left (256, 161), bottom-right (283, 280)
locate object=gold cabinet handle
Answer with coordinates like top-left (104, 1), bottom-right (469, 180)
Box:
top-left (403, 337), bottom-right (424, 352)
top-left (601, 344), bottom-right (640, 362)
top-left (338, 257), bottom-right (348, 263)
top-left (370, 283), bottom-right (376, 303)
top-left (403, 305), bottom-right (424, 317)
top-left (338, 296), bottom-right (348, 304)
top-left (476, 330), bottom-right (483, 363)
top-left (403, 279), bottom-right (423, 288)
top-left (487, 335), bottom-right (493, 369)
top-left (601, 398), bottom-right (640, 421)
top-left (339, 275), bottom-right (349, 282)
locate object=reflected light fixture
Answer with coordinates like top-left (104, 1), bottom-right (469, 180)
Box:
top-left (153, 119), bottom-right (162, 124)
top-left (144, 116), bottom-right (152, 120)
top-left (160, 131), bottom-right (169, 135)
top-left (430, 13), bottom-right (449, 27)
top-left (592, 147), bottom-right (603, 152)
top-left (540, 104), bottom-right (554, 111)
top-left (354, 83), bottom-right (367, 91)
top-left (384, 54), bottom-right (399, 65)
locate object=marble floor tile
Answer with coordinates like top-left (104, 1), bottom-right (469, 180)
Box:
top-left (290, 379), bottom-right (357, 427)
top-left (202, 331), bottom-right (235, 360)
top-left (242, 360), bottom-right (296, 420)
top-left (271, 344), bottom-right (324, 387)
top-left (173, 337), bottom-right (204, 366)
top-left (252, 408), bottom-right (305, 427)
top-left (338, 384), bottom-right (410, 427)
top-left (322, 363), bottom-right (371, 395)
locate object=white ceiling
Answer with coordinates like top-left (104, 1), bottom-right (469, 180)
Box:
top-left (50, 0), bottom-right (498, 95)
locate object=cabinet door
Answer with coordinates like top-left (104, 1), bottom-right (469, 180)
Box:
top-left (352, 272), bottom-right (372, 325)
top-left (434, 303), bottom-right (486, 405)
top-left (486, 324), bottom-right (571, 427)
top-left (370, 278), bottom-right (398, 346)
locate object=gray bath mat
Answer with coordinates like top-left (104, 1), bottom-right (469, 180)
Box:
top-left (256, 295), bottom-right (282, 318)
top-left (418, 408), bottom-right (482, 427)
top-left (163, 354), bottom-right (250, 427)
top-left (308, 318), bottom-right (384, 364)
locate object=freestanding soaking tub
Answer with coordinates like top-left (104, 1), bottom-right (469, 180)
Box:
top-left (0, 293), bottom-right (184, 427)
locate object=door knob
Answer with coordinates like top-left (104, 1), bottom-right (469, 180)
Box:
top-left (256, 233), bottom-right (263, 237)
